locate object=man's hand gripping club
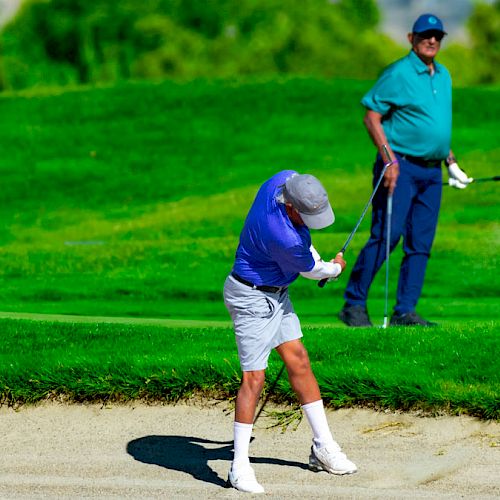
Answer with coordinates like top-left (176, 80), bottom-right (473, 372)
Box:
top-left (324, 252), bottom-right (346, 283)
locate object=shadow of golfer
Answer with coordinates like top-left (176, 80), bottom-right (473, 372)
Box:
top-left (127, 435), bottom-right (308, 488)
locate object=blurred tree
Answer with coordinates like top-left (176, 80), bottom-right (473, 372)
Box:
top-left (3, 0), bottom-right (495, 90)
top-left (338, 0), bottom-right (379, 30)
top-left (467, 0), bottom-right (500, 83)
top-left (166, 0), bottom-right (238, 39)
top-left (205, 0), bottom-right (400, 78)
top-left (131, 15), bottom-right (208, 78)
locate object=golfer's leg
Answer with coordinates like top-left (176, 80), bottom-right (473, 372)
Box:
top-left (344, 158), bottom-right (410, 306)
top-left (223, 274), bottom-right (279, 492)
top-left (343, 197), bottom-right (387, 305)
top-left (276, 340), bottom-right (335, 448)
top-left (235, 370), bottom-right (266, 423)
top-left (232, 370), bottom-right (265, 468)
top-left (275, 339), bottom-right (320, 404)
top-left (230, 370), bottom-right (266, 492)
top-left (396, 169), bottom-right (442, 314)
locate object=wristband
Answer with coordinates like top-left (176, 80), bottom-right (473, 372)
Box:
top-left (380, 144), bottom-right (398, 168)
top-left (383, 159), bottom-right (398, 168)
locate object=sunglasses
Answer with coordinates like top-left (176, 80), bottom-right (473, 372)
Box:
top-left (415, 30), bottom-right (445, 42)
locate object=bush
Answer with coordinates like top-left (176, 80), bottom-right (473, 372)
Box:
top-left (0, 0), bottom-right (400, 90)
top-left (0, 0), bottom-right (497, 90)
top-left (467, 1), bottom-right (500, 84)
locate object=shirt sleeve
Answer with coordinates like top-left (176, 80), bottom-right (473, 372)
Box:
top-left (361, 66), bottom-right (404, 116)
top-left (269, 241), bottom-right (315, 275)
top-left (300, 245), bottom-right (342, 280)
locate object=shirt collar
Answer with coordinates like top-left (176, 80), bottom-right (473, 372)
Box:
top-left (408, 49), bottom-right (441, 74)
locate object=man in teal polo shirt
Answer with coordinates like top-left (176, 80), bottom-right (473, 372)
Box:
top-left (339, 13), bottom-right (473, 327)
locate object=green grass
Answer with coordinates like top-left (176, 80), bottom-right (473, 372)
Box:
top-left (0, 77), bottom-right (498, 414)
top-left (0, 318), bottom-right (497, 419)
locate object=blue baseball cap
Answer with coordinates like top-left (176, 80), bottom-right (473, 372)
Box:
top-left (412, 13), bottom-right (446, 34)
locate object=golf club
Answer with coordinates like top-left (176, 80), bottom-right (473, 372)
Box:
top-left (472, 176), bottom-right (500, 183)
top-left (382, 193), bottom-right (393, 329)
top-left (443, 175), bottom-right (500, 186)
top-left (254, 364), bottom-right (286, 424)
top-left (318, 146), bottom-right (396, 288)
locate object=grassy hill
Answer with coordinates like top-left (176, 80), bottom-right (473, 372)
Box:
top-left (0, 78), bottom-right (498, 323)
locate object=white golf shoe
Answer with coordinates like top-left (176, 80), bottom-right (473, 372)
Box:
top-left (309, 442), bottom-right (357, 475)
top-left (228, 463), bottom-right (265, 494)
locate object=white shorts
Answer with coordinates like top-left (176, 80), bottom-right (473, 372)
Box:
top-left (223, 274), bottom-right (303, 371)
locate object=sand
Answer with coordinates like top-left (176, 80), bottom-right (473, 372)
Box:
top-left (1, 402), bottom-right (499, 499)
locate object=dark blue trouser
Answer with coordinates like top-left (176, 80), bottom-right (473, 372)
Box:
top-left (344, 154), bottom-right (442, 314)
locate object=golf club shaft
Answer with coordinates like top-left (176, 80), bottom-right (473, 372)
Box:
top-left (382, 145), bottom-right (395, 328)
top-left (383, 194), bottom-right (393, 329)
top-left (318, 153), bottom-right (393, 288)
top-left (443, 175), bottom-right (500, 186)
top-left (254, 364), bottom-right (286, 425)
top-left (473, 176), bottom-right (500, 183)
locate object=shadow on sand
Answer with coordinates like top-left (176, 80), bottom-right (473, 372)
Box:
top-left (127, 435), bottom-right (308, 488)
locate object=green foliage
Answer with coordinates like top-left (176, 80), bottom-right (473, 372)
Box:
top-left (0, 0), bottom-right (402, 90)
top-left (438, 1), bottom-right (500, 87)
top-left (0, 0), bottom-right (499, 90)
top-left (467, 0), bottom-right (500, 84)
top-left (131, 15), bottom-right (208, 79)
top-left (338, 0), bottom-right (379, 30)
top-left (166, 0), bottom-right (240, 39)
top-left (438, 43), bottom-right (477, 87)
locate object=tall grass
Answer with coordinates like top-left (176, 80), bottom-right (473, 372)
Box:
top-left (0, 319), bottom-right (497, 419)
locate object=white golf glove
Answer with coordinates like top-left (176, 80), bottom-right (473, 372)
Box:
top-left (447, 162), bottom-right (473, 189)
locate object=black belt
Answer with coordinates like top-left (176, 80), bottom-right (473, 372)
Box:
top-left (396, 153), bottom-right (442, 168)
top-left (231, 273), bottom-right (287, 294)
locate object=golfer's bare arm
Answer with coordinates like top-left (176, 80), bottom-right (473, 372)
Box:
top-left (363, 109), bottom-right (399, 194)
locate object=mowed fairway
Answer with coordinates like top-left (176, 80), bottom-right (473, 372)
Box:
top-left (0, 78), bottom-right (498, 418)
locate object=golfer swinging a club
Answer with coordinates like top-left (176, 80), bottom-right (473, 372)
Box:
top-left (223, 171), bottom-right (357, 494)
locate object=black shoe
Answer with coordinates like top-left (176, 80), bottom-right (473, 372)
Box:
top-left (390, 311), bottom-right (437, 327)
top-left (338, 304), bottom-right (372, 327)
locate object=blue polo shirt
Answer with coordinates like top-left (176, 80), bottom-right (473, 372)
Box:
top-left (362, 50), bottom-right (452, 160)
top-left (233, 170), bottom-right (315, 287)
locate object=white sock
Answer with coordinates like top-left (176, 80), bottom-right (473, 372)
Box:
top-left (301, 399), bottom-right (336, 449)
top-left (233, 421), bottom-right (253, 470)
